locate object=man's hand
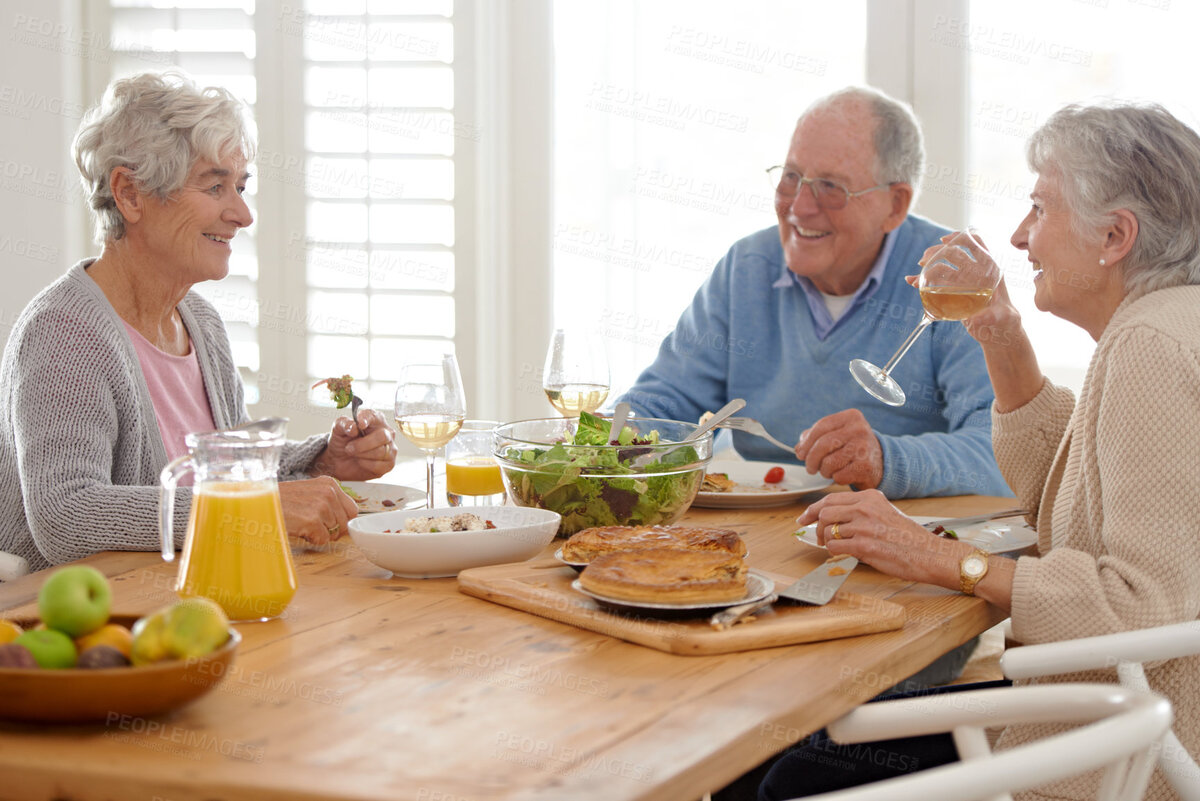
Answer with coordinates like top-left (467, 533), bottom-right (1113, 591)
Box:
top-left (794, 409), bottom-right (884, 489)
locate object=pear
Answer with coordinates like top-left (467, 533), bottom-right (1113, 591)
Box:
top-left (130, 611), bottom-right (170, 666)
top-left (161, 598), bottom-right (230, 659)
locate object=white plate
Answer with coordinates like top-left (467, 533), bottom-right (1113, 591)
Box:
top-left (691, 459), bottom-right (833, 509)
top-left (339, 481), bottom-right (425, 514)
top-left (795, 515), bottom-right (1037, 557)
top-left (571, 569), bottom-right (774, 612)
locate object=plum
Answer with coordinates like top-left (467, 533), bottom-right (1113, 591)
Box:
top-left (0, 642), bottom-right (38, 668)
top-left (77, 645), bottom-right (131, 669)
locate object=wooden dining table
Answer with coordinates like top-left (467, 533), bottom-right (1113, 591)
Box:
top-left (0, 492), bottom-right (1015, 801)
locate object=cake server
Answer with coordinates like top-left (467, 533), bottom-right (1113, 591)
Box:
top-left (776, 556), bottom-right (858, 605)
top-left (709, 556), bottom-right (857, 629)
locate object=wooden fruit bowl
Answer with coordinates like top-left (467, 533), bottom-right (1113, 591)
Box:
top-left (0, 614), bottom-right (240, 724)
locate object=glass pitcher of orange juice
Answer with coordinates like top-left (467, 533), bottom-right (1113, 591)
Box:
top-left (159, 419), bottom-right (297, 622)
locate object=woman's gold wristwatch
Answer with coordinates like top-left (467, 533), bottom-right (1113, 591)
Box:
top-left (959, 549), bottom-right (990, 595)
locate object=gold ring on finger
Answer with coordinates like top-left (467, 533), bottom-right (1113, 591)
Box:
top-left (831, 523), bottom-right (841, 540)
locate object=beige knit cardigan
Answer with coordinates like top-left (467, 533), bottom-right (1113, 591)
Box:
top-left (992, 285), bottom-right (1200, 801)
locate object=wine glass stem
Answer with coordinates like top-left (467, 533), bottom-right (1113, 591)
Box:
top-left (424, 451), bottom-right (436, 509)
top-left (879, 315), bottom-right (934, 378)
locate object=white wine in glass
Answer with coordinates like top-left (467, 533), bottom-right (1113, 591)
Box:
top-left (542, 329), bottom-right (610, 417)
top-left (394, 354), bottom-right (466, 508)
top-left (849, 230), bottom-right (1000, 407)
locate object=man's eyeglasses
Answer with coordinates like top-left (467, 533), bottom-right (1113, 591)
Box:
top-left (766, 166), bottom-right (892, 210)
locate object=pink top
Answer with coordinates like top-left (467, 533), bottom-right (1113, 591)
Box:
top-left (123, 320), bottom-right (216, 463)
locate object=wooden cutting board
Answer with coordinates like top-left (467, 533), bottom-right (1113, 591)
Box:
top-left (457, 561), bottom-right (905, 656)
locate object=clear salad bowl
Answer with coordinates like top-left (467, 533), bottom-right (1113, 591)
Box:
top-left (493, 415), bottom-right (713, 537)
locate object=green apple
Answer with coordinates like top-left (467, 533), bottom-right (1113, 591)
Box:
top-left (13, 629), bottom-right (77, 669)
top-left (37, 565), bottom-right (112, 637)
top-left (162, 598), bottom-right (230, 659)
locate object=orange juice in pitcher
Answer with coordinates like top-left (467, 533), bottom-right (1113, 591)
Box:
top-left (161, 420), bottom-right (297, 622)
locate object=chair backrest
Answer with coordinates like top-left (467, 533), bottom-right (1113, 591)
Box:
top-left (0, 551), bottom-right (31, 582)
top-left (796, 684), bottom-right (1171, 801)
top-left (1002, 621), bottom-right (1200, 801)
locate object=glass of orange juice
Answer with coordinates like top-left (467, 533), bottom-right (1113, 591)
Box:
top-left (445, 420), bottom-right (505, 507)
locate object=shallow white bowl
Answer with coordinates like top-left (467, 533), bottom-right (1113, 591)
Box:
top-left (347, 506), bottom-right (561, 578)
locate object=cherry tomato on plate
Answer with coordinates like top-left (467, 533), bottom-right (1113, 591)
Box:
top-left (763, 466), bottom-right (785, 484)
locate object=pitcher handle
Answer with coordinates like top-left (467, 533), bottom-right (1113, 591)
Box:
top-left (159, 454), bottom-right (193, 563)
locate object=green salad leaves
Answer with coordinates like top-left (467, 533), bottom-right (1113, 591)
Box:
top-left (502, 412), bottom-right (705, 534)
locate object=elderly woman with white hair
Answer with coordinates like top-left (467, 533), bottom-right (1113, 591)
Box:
top-left (0, 71), bottom-right (396, 573)
top-left (756, 102), bottom-right (1200, 800)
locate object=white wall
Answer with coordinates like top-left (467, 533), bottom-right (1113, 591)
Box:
top-left (0, 0), bottom-right (88, 349)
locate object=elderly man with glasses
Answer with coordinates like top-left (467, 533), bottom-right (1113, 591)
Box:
top-left (621, 86), bottom-right (1010, 500)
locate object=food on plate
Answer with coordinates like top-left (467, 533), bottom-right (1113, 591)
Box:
top-left (499, 412), bottom-right (705, 534)
top-left (399, 513), bottom-right (496, 533)
top-left (828, 566), bottom-right (848, 576)
top-left (701, 472), bottom-right (737, 493)
top-left (312, 374), bottom-right (356, 409)
top-left (37, 565), bottom-right (112, 637)
top-left (339, 483), bottom-right (400, 510)
top-left (700, 471), bottom-right (788, 494)
top-left (579, 548), bottom-right (748, 604)
top-left (562, 524), bottom-right (746, 563)
top-left (930, 525), bottom-right (959, 540)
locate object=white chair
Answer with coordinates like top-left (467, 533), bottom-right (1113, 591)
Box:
top-left (1001, 620), bottom-right (1200, 800)
top-left (795, 683), bottom-right (1171, 801)
top-left (0, 551), bottom-right (30, 582)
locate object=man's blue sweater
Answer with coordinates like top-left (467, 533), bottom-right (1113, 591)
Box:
top-left (620, 216), bottom-right (1012, 498)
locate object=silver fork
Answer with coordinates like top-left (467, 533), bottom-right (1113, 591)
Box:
top-left (719, 416), bottom-right (795, 454)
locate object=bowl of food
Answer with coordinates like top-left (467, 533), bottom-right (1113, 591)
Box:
top-left (0, 613), bottom-right (240, 723)
top-left (493, 413), bottom-right (712, 536)
top-left (347, 506), bottom-right (561, 578)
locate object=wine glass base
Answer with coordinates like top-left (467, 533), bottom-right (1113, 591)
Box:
top-left (849, 359), bottom-right (907, 406)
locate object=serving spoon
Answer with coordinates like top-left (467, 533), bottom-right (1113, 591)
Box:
top-left (633, 398), bottom-right (746, 466)
top-left (607, 401), bottom-right (632, 444)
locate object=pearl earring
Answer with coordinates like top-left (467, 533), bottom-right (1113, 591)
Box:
top-left (1099, 258), bottom-right (1107, 266)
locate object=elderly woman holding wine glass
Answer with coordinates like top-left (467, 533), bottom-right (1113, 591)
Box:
top-left (0, 71), bottom-right (397, 574)
top-left (757, 102), bottom-right (1200, 800)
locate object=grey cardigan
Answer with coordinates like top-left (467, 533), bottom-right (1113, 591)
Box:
top-left (0, 260), bottom-right (326, 572)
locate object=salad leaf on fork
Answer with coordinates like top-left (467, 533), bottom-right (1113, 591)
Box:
top-left (313, 375), bottom-right (364, 435)
top-left (313, 375), bottom-right (356, 408)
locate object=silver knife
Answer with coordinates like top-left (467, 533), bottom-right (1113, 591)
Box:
top-left (921, 508), bottom-right (1029, 531)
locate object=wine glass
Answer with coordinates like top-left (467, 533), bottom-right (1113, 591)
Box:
top-left (541, 329), bottom-right (610, 417)
top-left (850, 230), bottom-right (1000, 406)
top-left (394, 353), bottom-right (466, 508)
